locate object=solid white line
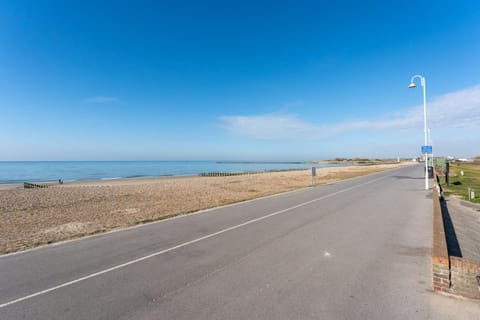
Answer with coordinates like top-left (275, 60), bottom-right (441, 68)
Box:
top-left (0, 174), bottom-right (387, 309)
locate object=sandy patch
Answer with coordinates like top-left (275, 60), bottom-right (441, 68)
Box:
top-left (43, 222), bottom-right (91, 235)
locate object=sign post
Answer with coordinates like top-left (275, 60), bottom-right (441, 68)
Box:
top-left (311, 167), bottom-right (317, 186)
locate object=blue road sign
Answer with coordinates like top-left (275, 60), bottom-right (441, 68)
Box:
top-left (421, 145), bottom-right (432, 154)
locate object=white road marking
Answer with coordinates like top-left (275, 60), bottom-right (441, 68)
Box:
top-left (0, 174), bottom-right (387, 309)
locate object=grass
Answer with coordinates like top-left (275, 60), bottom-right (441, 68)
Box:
top-left (442, 162), bottom-right (480, 204)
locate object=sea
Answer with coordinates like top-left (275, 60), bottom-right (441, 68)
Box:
top-left (0, 161), bottom-right (341, 185)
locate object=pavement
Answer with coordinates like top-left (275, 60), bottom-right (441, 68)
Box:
top-left (1, 164), bottom-right (479, 319)
top-left (443, 195), bottom-right (480, 261)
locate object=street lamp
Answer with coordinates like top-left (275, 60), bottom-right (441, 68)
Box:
top-left (428, 127), bottom-right (433, 164)
top-left (409, 74), bottom-right (429, 190)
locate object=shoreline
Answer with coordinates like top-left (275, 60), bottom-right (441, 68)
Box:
top-left (0, 170), bottom-right (306, 191)
top-left (0, 161), bottom-right (318, 186)
top-left (0, 166), bottom-right (333, 191)
top-left (0, 162), bottom-right (413, 254)
top-left (0, 160), bottom-right (405, 189)
top-left (0, 175), bottom-right (187, 191)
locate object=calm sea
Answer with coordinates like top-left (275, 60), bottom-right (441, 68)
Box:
top-left (0, 161), bottom-right (339, 185)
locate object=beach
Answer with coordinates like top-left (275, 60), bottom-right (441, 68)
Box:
top-left (0, 163), bottom-right (411, 254)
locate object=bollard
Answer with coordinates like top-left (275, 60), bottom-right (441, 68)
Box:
top-left (468, 188), bottom-right (475, 200)
top-left (445, 162), bottom-right (450, 186)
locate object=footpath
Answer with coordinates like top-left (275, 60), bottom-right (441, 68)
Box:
top-left (445, 196), bottom-right (480, 262)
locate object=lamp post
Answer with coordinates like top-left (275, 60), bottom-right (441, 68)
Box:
top-left (428, 128), bottom-right (433, 165)
top-left (409, 74), bottom-right (429, 190)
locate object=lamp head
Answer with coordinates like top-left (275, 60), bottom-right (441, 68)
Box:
top-left (408, 82), bottom-right (417, 89)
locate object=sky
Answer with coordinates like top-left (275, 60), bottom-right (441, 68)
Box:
top-left (1, 0), bottom-right (479, 161)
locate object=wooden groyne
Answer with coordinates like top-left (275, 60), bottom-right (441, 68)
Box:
top-left (199, 169), bottom-right (305, 177)
top-left (199, 172), bottom-right (250, 177)
top-left (24, 182), bottom-right (49, 189)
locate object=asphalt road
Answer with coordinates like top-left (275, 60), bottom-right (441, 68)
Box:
top-left (1, 165), bottom-right (479, 319)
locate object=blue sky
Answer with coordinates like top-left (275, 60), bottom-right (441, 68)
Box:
top-left (1, 0), bottom-right (479, 161)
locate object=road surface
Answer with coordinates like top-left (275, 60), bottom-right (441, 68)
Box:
top-left (1, 165), bottom-right (479, 319)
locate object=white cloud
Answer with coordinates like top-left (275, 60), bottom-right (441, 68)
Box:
top-left (219, 85), bottom-right (480, 140)
top-left (84, 96), bottom-right (119, 103)
top-left (427, 86), bottom-right (480, 128)
top-left (219, 114), bottom-right (317, 140)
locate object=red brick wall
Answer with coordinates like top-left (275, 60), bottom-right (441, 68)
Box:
top-left (450, 257), bottom-right (480, 299)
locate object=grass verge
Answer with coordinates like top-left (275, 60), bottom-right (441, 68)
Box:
top-left (442, 162), bottom-right (480, 204)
